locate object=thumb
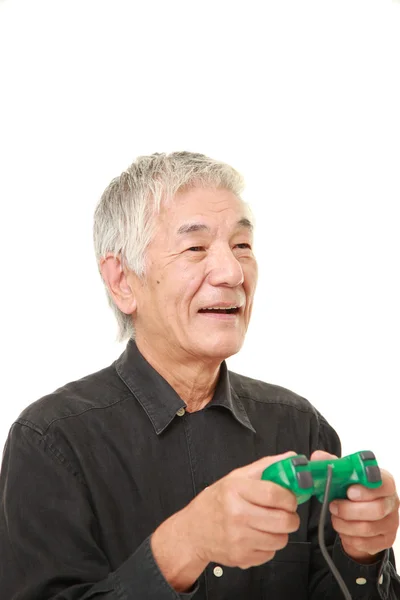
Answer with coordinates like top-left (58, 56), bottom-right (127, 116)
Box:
top-left (310, 450), bottom-right (338, 461)
top-left (243, 451), bottom-right (298, 480)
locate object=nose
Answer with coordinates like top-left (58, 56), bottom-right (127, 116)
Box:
top-left (207, 245), bottom-right (244, 288)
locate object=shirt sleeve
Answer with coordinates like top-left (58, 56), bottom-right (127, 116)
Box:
top-left (0, 422), bottom-right (200, 600)
top-left (308, 414), bottom-right (400, 600)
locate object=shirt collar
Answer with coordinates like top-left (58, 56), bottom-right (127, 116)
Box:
top-left (114, 339), bottom-right (256, 435)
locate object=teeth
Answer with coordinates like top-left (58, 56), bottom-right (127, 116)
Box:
top-left (204, 306), bottom-right (237, 311)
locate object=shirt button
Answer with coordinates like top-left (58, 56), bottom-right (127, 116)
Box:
top-left (176, 408), bottom-right (185, 417)
top-left (356, 577), bottom-right (367, 585)
top-left (379, 574), bottom-right (384, 585)
top-left (213, 566), bottom-right (223, 577)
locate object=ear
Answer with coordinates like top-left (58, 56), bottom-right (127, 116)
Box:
top-left (100, 254), bottom-right (137, 315)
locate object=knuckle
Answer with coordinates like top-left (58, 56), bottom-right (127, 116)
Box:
top-left (224, 494), bottom-right (243, 522)
top-left (267, 484), bottom-right (297, 512)
top-left (227, 501), bottom-right (244, 522)
top-left (383, 532), bottom-right (395, 548)
top-left (223, 478), bottom-right (239, 496)
top-left (291, 513), bottom-right (301, 532)
top-left (378, 499), bottom-right (388, 520)
top-left (263, 482), bottom-right (279, 503)
top-left (286, 492), bottom-right (298, 512)
top-left (281, 512), bottom-right (300, 532)
top-left (274, 533), bottom-right (289, 550)
top-left (264, 550), bottom-right (276, 562)
top-left (387, 495), bottom-right (399, 515)
top-left (331, 516), bottom-right (343, 533)
top-left (384, 472), bottom-right (396, 494)
top-left (276, 488), bottom-right (297, 512)
top-left (360, 521), bottom-right (374, 537)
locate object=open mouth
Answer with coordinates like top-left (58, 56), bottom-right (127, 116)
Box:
top-left (198, 307), bottom-right (240, 315)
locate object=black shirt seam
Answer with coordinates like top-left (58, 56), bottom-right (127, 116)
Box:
top-left (17, 392), bottom-right (134, 436)
top-left (15, 422), bottom-right (89, 488)
top-left (237, 394), bottom-right (317, 415)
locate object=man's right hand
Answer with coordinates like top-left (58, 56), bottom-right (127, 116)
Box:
top-left (186, 451), bottom-right (301, 569)
top-left (151, 451), bottom-right (301, 592)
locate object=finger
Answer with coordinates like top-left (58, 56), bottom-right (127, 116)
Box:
top-left (331, 510), bottom-right (398, 538)
top-left (248, 529), bottom-right (290, 554)
top-left (339, 532), bottom-right (394, 556)
top-left (239, 479), bottom-right (298, 513)
top-left (330, 495), bottom-right (398, 521)
top-left (345, 469), bottom-right (396, 502)
top-left (243, 502), bottom-right (301, 534)
top-left (310, 450), bottom-right (338, 461)
top-left (243, 451), bottom-right (298, 480)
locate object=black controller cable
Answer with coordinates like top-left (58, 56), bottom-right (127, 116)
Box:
top-left (318, 465), bottom-right (352, 600)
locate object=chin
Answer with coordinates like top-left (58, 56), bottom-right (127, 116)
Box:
top-left (199, 336), bottom-right (244, 361)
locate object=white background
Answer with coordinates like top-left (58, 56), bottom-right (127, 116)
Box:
top-left (1, 0), bottom-right (399, 564)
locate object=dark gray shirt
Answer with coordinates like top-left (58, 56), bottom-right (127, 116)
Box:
top-left (0, 339), bottom-right (399, 599)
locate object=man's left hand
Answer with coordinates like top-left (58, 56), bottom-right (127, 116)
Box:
top-left (310, 450), bottom-right (400, 564)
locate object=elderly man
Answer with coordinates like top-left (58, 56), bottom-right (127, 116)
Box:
top-left (0, 152), bottom-right (399, 599)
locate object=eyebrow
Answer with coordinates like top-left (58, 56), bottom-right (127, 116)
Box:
top-left (176, 217), bottom-right (254, 236)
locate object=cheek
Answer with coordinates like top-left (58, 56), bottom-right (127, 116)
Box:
top-left (181, 274), bottom-right (204, 308)
top-left (244, 263), bottom-right (258, 295)
top-left (179, 263), bottom-right (204, 291)
top-left (161, 267), bottom-right (203, 312)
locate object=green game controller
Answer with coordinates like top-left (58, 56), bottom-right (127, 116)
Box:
top-left (261, 451), bottom-right (382, 505)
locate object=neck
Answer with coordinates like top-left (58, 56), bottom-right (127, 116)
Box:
top-left (135, 335), bottom-right (222, 413)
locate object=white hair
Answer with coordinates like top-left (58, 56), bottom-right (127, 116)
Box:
top-left (93, 151), bottom-right (246, 343)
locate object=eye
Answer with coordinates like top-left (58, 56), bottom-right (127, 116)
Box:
top-left (187, 244), bottom-right (252, 252)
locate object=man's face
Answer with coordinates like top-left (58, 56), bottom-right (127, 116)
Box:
top-left (129, 186), bottom-right (258, 362)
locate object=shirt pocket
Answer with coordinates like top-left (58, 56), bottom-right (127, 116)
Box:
top-left (259, 541), bottom-right (311, 600)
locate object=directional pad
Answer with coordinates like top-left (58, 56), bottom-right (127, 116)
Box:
top-left (365, 465), bottom-right (381, 484)
top-left (360, 451), bottom-right (376, 462)
top-left (296, 471), bottom-right (313, 489)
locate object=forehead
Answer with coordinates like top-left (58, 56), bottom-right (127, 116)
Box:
top-left (159, 187), bottom-right (253, 233)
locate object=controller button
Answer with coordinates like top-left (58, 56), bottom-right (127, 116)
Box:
top-left (297, 471), bottom-right (313, 489)
top-left (360, 451), bottom-right (376, 461)
top-left (365, 465), bottom-right (381, 483)
top-left (292, 456), bottom-right (308, 467)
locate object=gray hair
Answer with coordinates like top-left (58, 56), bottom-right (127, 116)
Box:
top-left (93, 151), bottom-right (246, 344)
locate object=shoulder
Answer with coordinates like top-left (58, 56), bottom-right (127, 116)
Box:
top-left (229, 369), bottom-right (342, 454)
top-left (229, 369), bottom-right (318, 416)
top-left (15, 361), bottom-right (130, 436)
